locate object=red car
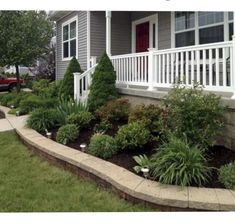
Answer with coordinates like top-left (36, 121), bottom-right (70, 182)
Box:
top-left (0, 75), bottom-right (26, 91)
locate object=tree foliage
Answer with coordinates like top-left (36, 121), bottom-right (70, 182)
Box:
top-left (0, 11), bottom-right (53, 91)
top-left (87, 52), bottom-right (118, 112)
top-left (59, 56), bottom-right (82, 99)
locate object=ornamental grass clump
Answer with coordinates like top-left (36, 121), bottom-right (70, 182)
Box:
top-left (115, 122), bottom-right (151, 150)
top-left (163, 83), bottom-right (225, 149)
top-left (150, 134), bottom-right (210, 187)
top-left (27, 108), bottom-right (60, 133)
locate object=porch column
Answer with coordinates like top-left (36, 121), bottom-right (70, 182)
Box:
top-left (232, 12), bottom-right (235, 99)
top-left (106, 11), bottom-right (112, 56)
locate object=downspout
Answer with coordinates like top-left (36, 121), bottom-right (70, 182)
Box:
top-left (87, 11), bottom-right (91, 70)
top-left (106, 11), bottom-right (112, 56)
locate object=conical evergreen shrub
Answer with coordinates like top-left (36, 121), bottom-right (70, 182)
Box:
top-left (87, 52), bottom-right (117, 112)
top-left (59, 56), bottom-right (82, 99)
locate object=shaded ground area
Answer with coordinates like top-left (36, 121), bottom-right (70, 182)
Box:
top-left (0, 131), bottom-right (152, 212)
top-left (49, 124), bottom-right (235, 189)
top-left (0, 111), bottom-right (5, 119)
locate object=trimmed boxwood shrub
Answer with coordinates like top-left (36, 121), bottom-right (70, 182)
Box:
top-left (87, 52), bottom-right (118, 112)
top-left (66, 111), bottom-right (94, 128)
top-left (163, 83), bottom-right (225, 148)
top-left (218, 162), bottom-right (235, 189)
top-left (150, 134), bottom-right (210, 187)
top-left (128, 104), bottom-right (167, 134)
top-left (95, 98), bottom-right (130, 122)
top-left (59, 57), bottom-right (82, 99)
top-left (56, 124), bottom-right (79, 145)
top-left (27, 108), bottom-right (60, 132)
top-left (115, 122), bottom-right (151, 150)
top-left (87, 134), bottom-right (118, 159)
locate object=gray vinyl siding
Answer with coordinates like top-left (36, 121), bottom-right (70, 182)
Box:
top-left (90, 11), bottom-right (106, 61)
top-left (158, 12), bottom-right (171, 50)
top-left (56, 11), bottom-right (87, 80)
top-left (111, 12), bottom-right (131, 55)
top-left (130, 11), bottom-right (156, 21)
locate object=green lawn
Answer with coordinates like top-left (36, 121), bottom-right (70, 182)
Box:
top-left (0, 131), bottom-right (152, 212)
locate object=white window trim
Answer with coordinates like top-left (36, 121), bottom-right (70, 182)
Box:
top-left (61, 16), bottom-right (78, 61)
top-left (171, 12), bottom-right (233, 48)
top-left (131, 14), bottom-right (158, 53)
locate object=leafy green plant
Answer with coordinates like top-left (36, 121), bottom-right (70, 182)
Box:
top-left (218, 162), bottom-right (235, 190)
top-left (150, 134), bottom-right (210, 187)
top-left (32, 79), bottom-right (58, 98)
top-left (87, 134), bottom-right (118, 159)
top-left (93, 120), bottom-right (112, 134)
top-left (163, 83), bottom-right (225, 148)
top-left (133, 154), bottom-right (151, 173)
top-left (116, 122), bottom-right (151, 150)
top-left (129, 104), bottom-right (167, 134)
top-left (66, 111), bottom-right (94, 128)
top-left (95, 98), bottom-right (130, 122)
top-left (56, 97), bottom-right (88, 125)
top-left (0, 92), bottom-right (17, 107)
top-left (19, 95), bottom-right (57, 114)
top-left (87, 52), bottom-right (118, 112)
top-left (59, 57), bottom-right (82, 99)
top-left (27, 108), bottom-right (60, 132)
top-left (56, 124), bottom-right (79, 145)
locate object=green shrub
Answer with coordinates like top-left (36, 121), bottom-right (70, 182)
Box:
top-left (218, 162), bottom-right (235, 190)
top-left (87, 52), bottom-right (118, 112)
top-left (56, 98), bottom-right (88, 125)
top-left (116, 122), bottom-right (150, 150)
top-left (59, 57), bottom-right (82, 99)
top-left (163, 83), bottom-right (225, 148)
top-left (19, 95), bottom-right (57, 114)
top-left (95, 98), bottom-right (130, 122)
top-left (93, 119), bottom-right (112, 134)
top-left (87, 134), bottom-right (118, 159)
top-left (56, 124), bottom-right (79, 145)
top-left (151, 134), bottom-right (210, 187)
top-left (27, 108), bottom-right (60, 132)
top-left (0, 93), bottom-right (16, 106)
top-left (133, 154), bottom-right (151, 174)
top-left (129, 104), bottom-right (167, 134)
top-left (66, 111), bottom-right (94, 128)
top-left (32, 79), bottom-right (58, 98)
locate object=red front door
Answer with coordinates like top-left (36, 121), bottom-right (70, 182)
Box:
top-left (136, 22), bottom-right (149, 53)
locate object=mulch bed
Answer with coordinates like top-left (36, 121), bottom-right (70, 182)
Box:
top-left (46, 121), bottom-right (235, 189)
top-left (0, 111), bottom-right (5, 119)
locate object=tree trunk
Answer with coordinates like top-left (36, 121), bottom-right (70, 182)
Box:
top-left (15, 64), bottom-right (20, 93)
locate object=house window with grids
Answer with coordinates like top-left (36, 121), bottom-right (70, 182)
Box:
top-left (62, 19), bottom-right (77, 59)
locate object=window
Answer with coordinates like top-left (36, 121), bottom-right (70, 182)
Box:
top-left (173, 12), bottom-right (233, 48)
top-left (175, 12), bottom-right (195, 47)
top-left (62, 18), bottom-right (77, 59)
top-left (229, 12), bottom-right (234, 41)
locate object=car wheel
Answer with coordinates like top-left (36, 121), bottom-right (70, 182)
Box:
top-left (9, 83), bottom-right (17, 92)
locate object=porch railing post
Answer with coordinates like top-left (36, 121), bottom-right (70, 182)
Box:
top-left (147, 49), bottom-right (154, 91)
top-left (231, 13), bottom-right (235, 99)
top-left (73, 72), bottom-right (81, 102)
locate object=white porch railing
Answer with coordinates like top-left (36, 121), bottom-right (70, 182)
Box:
top-left (74, 63), bottom-right (97, 104)
top-left (110, 41), bottom-right (235, 96)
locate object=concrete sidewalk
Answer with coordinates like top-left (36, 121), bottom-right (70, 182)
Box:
top-left (0, 118), bottom-right (13, 132)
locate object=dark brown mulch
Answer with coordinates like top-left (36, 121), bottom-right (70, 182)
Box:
top-left (46, 121), bottom-right (235, 189)
top-left (0, 111), bottom-right (5, 119)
